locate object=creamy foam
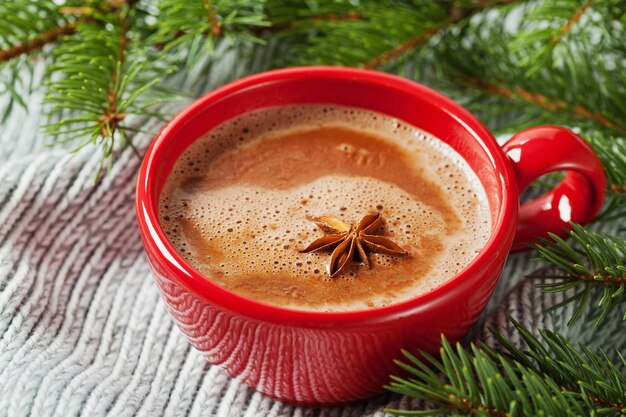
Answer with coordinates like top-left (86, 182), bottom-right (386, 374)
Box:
top-left (159, 105), bottom-right (491, 311)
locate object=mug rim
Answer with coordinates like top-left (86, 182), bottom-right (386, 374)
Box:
top-left (136, 66), bottom-right (518, 326)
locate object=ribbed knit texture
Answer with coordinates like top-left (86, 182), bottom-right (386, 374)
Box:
top-left (0, 61), bottom-right (623, 417)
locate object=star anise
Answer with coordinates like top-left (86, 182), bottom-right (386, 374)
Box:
top-left (300, 213), bottom-right (408, 277)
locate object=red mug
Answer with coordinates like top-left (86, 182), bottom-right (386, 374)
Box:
top-left (135, 67), bottom-right (606, 405)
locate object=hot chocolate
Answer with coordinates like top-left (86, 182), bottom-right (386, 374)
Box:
top-left (159, 105), bottom-right (491, 311)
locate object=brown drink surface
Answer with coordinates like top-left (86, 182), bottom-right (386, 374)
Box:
top-left (159, 105), bottom-right (491, 311)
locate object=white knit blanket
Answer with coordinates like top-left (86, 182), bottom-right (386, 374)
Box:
top-left (1, 63), bottom-right (622, 417)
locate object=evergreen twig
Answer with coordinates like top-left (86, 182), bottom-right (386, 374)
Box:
top-left (43, 2), bottom-right (175, 179)
top-left (386, 319), bottom-right (626, 416)
top-left (0, 23), bottom-right (76, 63)
top-left (0, 0), bottom-right (76, 121)
top-left (268, 0), bottom-right (522, 69)
top-left (511, 0), bottom-right (595, 76)
top-left (458, 77), bottom-right (626, 135)
top-left (588, 134), bottom-right (626, 221)
top-left (395, 1), bottom-right (626, 146)
top-left (267, 0), bottom-right (452, 67)
top-left (530, 223), bottom-right (626, 325)
top-left (152, 0), bottom-right (269, 67)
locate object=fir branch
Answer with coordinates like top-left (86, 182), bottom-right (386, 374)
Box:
top-left (557, 1), bottom-right (592, 37)
top-left (595, 138), bottom-right (626, 194)
top-left (530, 223), bottom-right (626, 325)
top-left (0, 1), bottom-right (75, 63)
top-left (44, 2), bottom-right (175, 179)
top-left (362, 0), bottom-right (523, 69)
top-left (269, 9), bottom-right (364, 32)
top-left (512, 0), bottom-right (595, 76)
top-left (489, 321), bottom-right (626, 413)
top-left (458, 77), bottom-right (626, 135)
top-left (0, 23), bottom-right (76, 63)
top-left (267, 0), bottom-right (453, 67)
top-left (0, 0), bottom-right (77, 121)
top-left (588, 134), bottom-right (626, 221)
top-left (152, 0), bottom-right (269, 66)
top-left (363, 23), bottom-right (445, 70)
top-left (402, 1), bottom-right (626, 139)
top-left (101, 6), bottom-right (130, 139)
top-left (268, 0), bottom-right (522, 69)
top-left (385, 319), bottom-right (626, 416)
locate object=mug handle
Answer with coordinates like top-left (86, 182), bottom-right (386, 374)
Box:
top-left (501, 126), bottom-right (606, 252)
